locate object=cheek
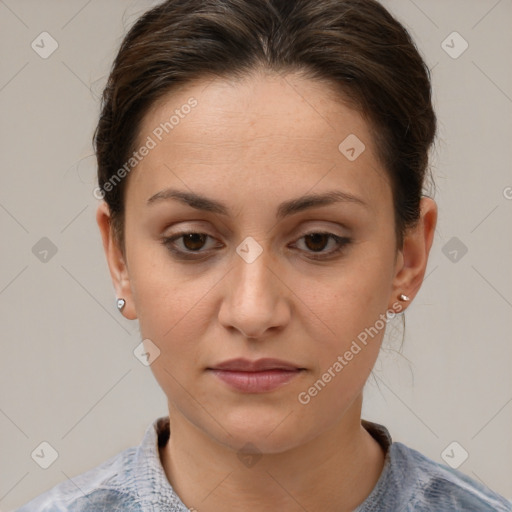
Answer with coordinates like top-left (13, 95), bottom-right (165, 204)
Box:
top-left (295, 274), bottom-right (389, 418)
top-left (300, 248), bottom-right (393, 344)
top-left (131, 265), bottom-right (211, 400)
top-left (126, 235), bottom-right (212, 334)
top-left (126, 245), bottom-right (228, 382)
top-left (294, 249), bottom-right (394, 408)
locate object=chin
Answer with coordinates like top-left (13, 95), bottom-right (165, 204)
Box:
top-left (209, 410), bottom-right (310, 454)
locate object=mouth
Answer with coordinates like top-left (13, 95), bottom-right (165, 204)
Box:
top-left (208, 357), bottom-right (305, 372)
top-left (206, 358), bottom-right (306, 393)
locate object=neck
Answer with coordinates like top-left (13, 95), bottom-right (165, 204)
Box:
top-left (159, 395), bottom-right (386, 512)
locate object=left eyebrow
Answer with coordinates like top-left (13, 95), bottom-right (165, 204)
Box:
top-left (146, 188), bottom-right (369, 218)
top-left (276, 190), bottom-right (368, 219)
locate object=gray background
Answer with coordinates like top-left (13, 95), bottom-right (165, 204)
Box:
top-left (1, 0), bottom-right (511, 509)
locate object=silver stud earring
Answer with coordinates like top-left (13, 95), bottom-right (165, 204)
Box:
top-left (117, 298), bottom-right (126, 312)
top-left (398, 293), bottom-right (410, 302)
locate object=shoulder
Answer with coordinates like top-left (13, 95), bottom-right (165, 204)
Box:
top-left (14, 447), bottom-right (142, 511)
top-left (389, 442), bottom-right (512, 512)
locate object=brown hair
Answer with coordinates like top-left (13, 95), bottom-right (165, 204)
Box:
top-left (94, 0), bottom-right (436, 255)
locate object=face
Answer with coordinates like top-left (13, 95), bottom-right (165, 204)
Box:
top-left (98, 70), bottom-right (433, 454)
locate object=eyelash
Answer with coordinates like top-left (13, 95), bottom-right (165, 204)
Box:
top-left (161, 231), bottom-right (351, 261)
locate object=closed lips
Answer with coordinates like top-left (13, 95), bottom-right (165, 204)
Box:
top-left (207, 358), bottom-right (305, 372)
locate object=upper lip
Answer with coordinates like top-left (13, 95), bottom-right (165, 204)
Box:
top-left (208, 358), bottom-right (303, 372)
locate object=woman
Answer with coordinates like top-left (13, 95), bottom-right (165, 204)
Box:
top-left (16, 0), bottom-right (511, 510)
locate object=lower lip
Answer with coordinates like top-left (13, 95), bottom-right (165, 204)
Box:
top-left (208, 369), bottom-right (303, 393)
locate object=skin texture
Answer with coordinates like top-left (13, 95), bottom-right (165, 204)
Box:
top-left (97, 70), bottom-right (437, 512)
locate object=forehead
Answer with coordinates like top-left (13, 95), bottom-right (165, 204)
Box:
top-left (127, 71), bottom-right (390, 208)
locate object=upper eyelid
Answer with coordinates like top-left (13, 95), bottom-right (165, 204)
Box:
top-left (165, 230), bottom-right (348, 251)
top-left (166, 228), bottom-right (345, 241)
top-left (165, 220), bottom-right (349, 238)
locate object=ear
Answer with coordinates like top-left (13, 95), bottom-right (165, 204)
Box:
top-left (388, 197), bottom-right (437, 311)
top-left (96, 201), bottom-right (137, 320)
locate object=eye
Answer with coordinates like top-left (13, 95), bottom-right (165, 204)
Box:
top-left (162, 231), bottom-right (351, 261)
top-left (162, 232), bottom-right (220, 259)
top-left (292, 232), bottom-right (351, 259)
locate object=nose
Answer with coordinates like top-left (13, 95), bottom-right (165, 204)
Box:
top-left (218, 246), bottom-right (291, 339)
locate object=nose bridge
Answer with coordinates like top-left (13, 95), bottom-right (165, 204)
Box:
top-left (232, 237), bottom-right (276, 305)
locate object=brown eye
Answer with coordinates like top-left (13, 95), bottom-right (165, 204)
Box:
top-left (292, 232), bottom-right (351, 260)
top-left (304, 233), bottom-right (330, 252)
top-left (182, 233), bottom-right (208, 251)
top-left (162, 232), bottom-right (219, 259)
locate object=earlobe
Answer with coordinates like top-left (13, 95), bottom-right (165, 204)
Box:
top-left (96, 201), bottom-right (137, 320)
top-left (389, 197), bottom-right (438, 309)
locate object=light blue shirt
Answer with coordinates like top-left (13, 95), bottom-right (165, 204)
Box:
top-left (15, 416), bottom-right (511, 511)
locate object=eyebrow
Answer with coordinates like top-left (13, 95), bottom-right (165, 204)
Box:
top-left (146, 188), bottom-right (368, 219)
